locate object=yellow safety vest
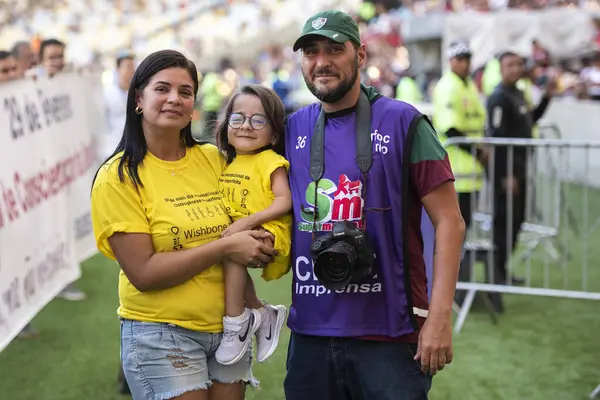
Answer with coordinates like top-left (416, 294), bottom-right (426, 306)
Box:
top-left (395, 76), bottom-right (423, 105)
top-left (432, 71), bottom-right (486, 193)
top-left (482, 58), bottom-right (501, 97)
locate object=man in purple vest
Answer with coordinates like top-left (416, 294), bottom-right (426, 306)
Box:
top-left (283, 10), bottom-right (466, 399)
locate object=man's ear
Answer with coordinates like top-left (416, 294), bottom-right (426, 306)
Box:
top-left (358, 44), bottom-right (367, 69)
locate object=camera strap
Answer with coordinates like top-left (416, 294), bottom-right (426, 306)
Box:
top-left (309, 88), bottom-right (373, 237)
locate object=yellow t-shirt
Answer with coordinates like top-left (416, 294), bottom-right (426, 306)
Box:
top-left (219, 150), bottom-right (292, 281)
top-left (91, 144), bottom-right (230, 332)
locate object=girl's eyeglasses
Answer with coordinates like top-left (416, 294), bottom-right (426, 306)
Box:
top-left (228, 113), bottom-right (268, 130)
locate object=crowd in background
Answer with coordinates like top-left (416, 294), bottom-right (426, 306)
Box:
top-left (3, 0), bottom-right (600, 124)
top-left (0, 0), bottom-right (600, 147)
top-left (2, 0), bottom-right (599, 66)
top-left (193, 0), bottom-right (600, 114)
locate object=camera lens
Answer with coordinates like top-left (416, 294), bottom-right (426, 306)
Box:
top-left (314, 242), bottom-right (357, 290)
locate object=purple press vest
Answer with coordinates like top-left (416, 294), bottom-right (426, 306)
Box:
top-left (285, 94), bottom-right (434, 338)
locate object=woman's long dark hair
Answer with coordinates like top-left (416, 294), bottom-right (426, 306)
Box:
top-left (93, 49), bottom-right (199, 189)
top-left (215, 84), bottom-right (286, 163)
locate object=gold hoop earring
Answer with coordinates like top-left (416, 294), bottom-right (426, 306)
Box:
top-left (135, 106), bottom-right (143, 115)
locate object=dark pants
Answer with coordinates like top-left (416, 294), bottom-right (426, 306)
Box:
top-left (284, 333), bottom-right (432, 400)
top-left (492, 178), bottom-right (526, 283)
top-left (485, 178), bottom-right (526, 313)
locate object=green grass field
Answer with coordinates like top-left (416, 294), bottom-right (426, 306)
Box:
top-left (1, 185), bottom-right (599, 400)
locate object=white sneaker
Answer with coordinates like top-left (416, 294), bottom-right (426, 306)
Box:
top-left (255, 304), bottom-right (287, 363)
top-left (216, 309), bottom-right (261, 366)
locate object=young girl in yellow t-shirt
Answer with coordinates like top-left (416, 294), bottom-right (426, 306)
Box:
top-left (214, 84), bottom-right (292, 366)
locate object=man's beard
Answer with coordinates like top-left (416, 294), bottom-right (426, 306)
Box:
top-left (303, 54), bottom-right (359, 104)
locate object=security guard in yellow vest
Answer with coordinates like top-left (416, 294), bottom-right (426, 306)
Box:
top-left (433, 40), bottom-right (486, 297)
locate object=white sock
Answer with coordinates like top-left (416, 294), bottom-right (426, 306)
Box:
top-left (257, 306), bottom-right (267, 317)
top-left (226, 309), bottom-right (248, 323)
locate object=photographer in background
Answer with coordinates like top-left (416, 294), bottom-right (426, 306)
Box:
top-left (284, 10), bottom-right (465, 399)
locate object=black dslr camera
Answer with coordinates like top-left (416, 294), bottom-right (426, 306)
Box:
top-left (310, 221), bottom-right (376, 290)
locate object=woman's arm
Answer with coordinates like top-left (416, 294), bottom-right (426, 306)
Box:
top-left (222, 167), bottom-right (292, 236)
top-left (108, 230), bottom-right (277, 292)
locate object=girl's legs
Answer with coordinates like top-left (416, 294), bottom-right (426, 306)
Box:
top-left (243, 270), bottom-right (287, 363)
top-left (216, 260), bottom-right (262, 366)
top-left (243, 271), bottom-right (263, 310)
top-left (224, 261), bottom-right (249, 318)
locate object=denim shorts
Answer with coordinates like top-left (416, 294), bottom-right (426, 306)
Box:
top-left (121, 319), bottom-right (257, 400)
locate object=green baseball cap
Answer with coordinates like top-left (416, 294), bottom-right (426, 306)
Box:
top-left (293, 10), bottom-right (361, 52)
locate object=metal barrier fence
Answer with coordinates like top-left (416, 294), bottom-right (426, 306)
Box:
top-left (444, 126), bottom-right (600, 398)
top-left (445, 135), bottom-right (600, 337)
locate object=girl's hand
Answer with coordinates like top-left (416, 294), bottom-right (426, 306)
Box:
top-left (254, 226), bottom-right (275, 247)
top-left (223, 230), bottom-right (278, 267)
top-left (221, 218), bottom-right (255, 238)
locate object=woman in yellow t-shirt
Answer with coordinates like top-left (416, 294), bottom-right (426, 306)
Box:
top-left (213, 85), bottom-right (292, 367)
top-left (90, 50), bottom-right (277, 400)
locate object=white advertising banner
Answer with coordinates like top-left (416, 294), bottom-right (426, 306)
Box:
top-left (0, 73), bottom-right (101, 352)
top-left (443, 9), bottom-right (597, 70)
top-left (71, 73), bottom-right (106, 263)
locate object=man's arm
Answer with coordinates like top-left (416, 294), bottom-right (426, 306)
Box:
top-left (423, 182), bottom-right (464, 315)
top-left (420, 181), bottom-right (464, 376)
top-left (531, 95), bottom-right (550, 123)
top-left (531, 78), bottom-right (556, 123)
top-left (487, 93), bottom-right (521, 192)
top-left (486, 93), bottom-right (511, 138)
top-left (409, 117), bottom-right (465, 376)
